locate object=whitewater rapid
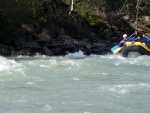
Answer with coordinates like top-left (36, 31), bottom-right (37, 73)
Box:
top-left (0, 51), bottom-right (150, 113)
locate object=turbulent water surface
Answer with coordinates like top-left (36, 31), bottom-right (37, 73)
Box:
top-left (0, 51), bottom-right (150, 113)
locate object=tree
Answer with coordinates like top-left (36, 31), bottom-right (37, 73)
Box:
top-left (69, 0), bottom-right (74, 14)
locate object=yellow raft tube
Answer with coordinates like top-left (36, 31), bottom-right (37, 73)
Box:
top-left (113, 42), bottom-right (150, 57)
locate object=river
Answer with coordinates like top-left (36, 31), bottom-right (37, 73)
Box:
top-left (0, 51), bottom-right (150, 113)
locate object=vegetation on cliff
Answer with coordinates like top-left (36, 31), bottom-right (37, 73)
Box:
top-left (0, 0), bottom-right (150, 41)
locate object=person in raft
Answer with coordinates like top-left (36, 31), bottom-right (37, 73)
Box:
top-left (118, 31), bottom-right (140, 47)
top-left (118, 34), bottom-right (128, 47)
top-left (142, 34), bottom-right (150, 47)
top-left (143, 34), bottom-right (150, 43)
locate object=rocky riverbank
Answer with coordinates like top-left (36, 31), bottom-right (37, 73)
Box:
top-left (0, 17), bottom-right (113, 57)
top-left (1, 15), bottom-right (150, 57)
top-left (1, 1), bottom-right (150, 57)
top-left (0, 34), bottom-right (111, 57)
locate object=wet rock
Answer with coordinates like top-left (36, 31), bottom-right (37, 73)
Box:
top-left (74, 41), bottom-right (89, 55)
top-left (38, 31), bottom-right (52, 43)
top-left (12, 38), bottom-right (41, 50)
top-left (39, 47), bottom-right (53, 56)
top-left (100, 30), bottom-right (114, 40)
top-left (11, 38), bottom-right (27, 49)
top-left (24, 42), bottom-right (41, 50)
top-left (11, 49), bottom-right (34, 56)
top-left (58, 35), bottom-right (72, 40)
top-left (46, 18), bottom-right (64, 36)
top-left (22, 23), bottom-right (39, 40)
top-left (52, 47), bottom-right (65, 56)
top-left (88, 42), bottom-right (108, 55)
top-left (61, 41), bottom-right (79, 53)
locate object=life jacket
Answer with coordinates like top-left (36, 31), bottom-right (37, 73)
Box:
top-left (119, 39), bottom-right (126, 47)
top-left (143, 36), bottom-right (150, 43)
top-left (128, 34), bottom-right (137, 41)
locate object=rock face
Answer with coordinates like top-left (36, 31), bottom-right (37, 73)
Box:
top-left (0, 44), bottom-right (14, 56)
top-left (0, 5), bottom-right (130, 57)
top-left (0, 14), bottom-right (112, 57)
top-left (1, 0), bottom-right (150, 57)
top-left (0, 34), bottom-right (110, 57)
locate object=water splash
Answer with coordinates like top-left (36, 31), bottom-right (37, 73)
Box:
top-left (98, 83), bottom-right (150, 94)
top-left (0, 56), bottom-right (23, 73)
top-left (65, 50), bottom-right (86, 59)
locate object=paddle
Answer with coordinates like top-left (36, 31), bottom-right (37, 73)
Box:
top-left (111, 33), bottom-right (136, 54)
top-left (144, 35), bottom-right (150, 40)
top-left (126, 32), bottom-right (136, 41)
top-left (111, 45), bottom-right (119, 53)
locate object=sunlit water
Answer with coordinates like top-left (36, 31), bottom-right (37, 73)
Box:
top-left (0, 51), bottom-right (150, 113)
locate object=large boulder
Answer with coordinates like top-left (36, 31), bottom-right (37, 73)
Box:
top-left (22, 23), bottom-right (39, 40)
top-left (88, 42), bottom-right (107, 55)
top-left (39, 47), bottom-right (53, 56)
top-left (0, 43), bottom-right (15, 56)
top-left (11, 38), bottom-right (27, 49)
top-left (38, 31), bottom-right (52, 45)
top-left (12, 38), bottom-right (41, 50)
top-left (11, 49), bottom-right (34, 56)
top-left (24, 42), bottom-right (41, 50)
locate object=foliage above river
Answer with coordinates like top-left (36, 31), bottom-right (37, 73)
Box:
top-left (0, 0), bottom-right (150, 41)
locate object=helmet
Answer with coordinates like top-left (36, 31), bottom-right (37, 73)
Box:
top-left (123, 34), bottom-right (128, 38)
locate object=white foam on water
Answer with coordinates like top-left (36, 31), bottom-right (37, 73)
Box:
top-left (43, 105), bottom-right (52, 111)
top-left (84, 112), bottom-right (91, 113)
top-left (49, 59), bottom-right (57, 65)
top-left (27, 82), bottom-right (35, 85)
top-left (109, 86), bottom-right (129, 94)
top-left (13, 97), bottom-right (26, 103)
top-left (0, 54), bottom-right (150, 113)
top-left (72, 77), bottom-right (80, 81)
top-left (100, 54), bottom-right (125, 60)
top-left (102, 73), bottom-right (108, 75)
top-left (24, 52), bottom-right (142, 72)
top-left (39, 64), bottom-right (50, 68)
top-left (99, 53), bottom-right (150, 67)
top-left (114, 55), bottom-right (150, 66)
top-left (62, 59), bottom-right (81, 66)
top-left (65, 50), bottom-right (86, 59)
top-left (0, 56), bottom-right (23, 74)
top-left (48, 58), bottom-right (82, 70)
top-left (98, 83), bottom-right (150, 95)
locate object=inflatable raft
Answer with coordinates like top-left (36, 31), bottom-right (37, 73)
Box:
top-left (111, 42), bottom-right (150, 57)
